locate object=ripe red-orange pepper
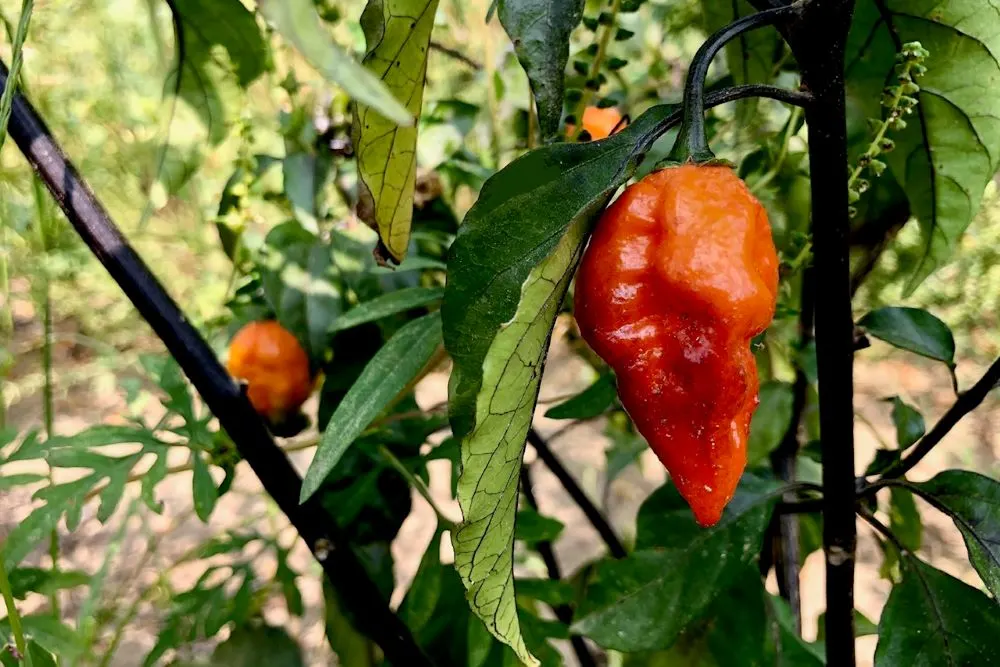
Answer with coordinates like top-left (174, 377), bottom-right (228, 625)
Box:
top-left (568, 106), bottom-right (627, 141)
top-left (574, 165), bottom-right (779, 526)
top-left (227, 320), bottom-right (313, 423)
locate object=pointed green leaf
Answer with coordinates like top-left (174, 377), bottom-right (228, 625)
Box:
top-left (909, 470), bottom-right (1000, 600)
top-left (846, 2), bottom-right (1000, 292)
top-left (167, 0), bottom-right (269, 144)
top-left (330, 287), bottom-right (445, 333)
top-left (573, 476), bottom-right (781, 651)
top-left (543, 373), bottom-right (617, 420)
top-left (192, 454), bottom-right (218, 522)
top-left (213, 625), bottom-right (304, 667)
top-left (748, 381), bottom-right (794, 465)
top-left (352, 0), bottom-right (440, 262)
top-left (514, 509), bottom-right (564, 545)
top-left (498, 0), bottom-right (584, 142)
top-left (442, 106), bottom-right (676, 664)
top-left (258, 0), bottom-right (411, 126)
top-left (858, 307), bottom-right (955, 365)
top-left (399, 530), bottom-right (445, 634)
top-left (875, 556), bottom-right (1000, 665)
top-left (301, 312), bottom-right (442, 501)
top-left (889, 396), bottom-right (925, 448)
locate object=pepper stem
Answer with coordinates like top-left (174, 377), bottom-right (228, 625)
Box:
top-left (668, 3), bottom-right (800, 164)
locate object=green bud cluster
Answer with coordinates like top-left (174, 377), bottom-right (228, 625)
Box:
top-left (847, 41), bottom-right (929, 218)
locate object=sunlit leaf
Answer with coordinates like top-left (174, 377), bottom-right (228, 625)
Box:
top-left (352, 0), bottom-right (440, 262)
top-left (748, 381), bottom-right (794, 464)
top-left (258, 0), bottom-right (411, 125)
top-left (301, 312), bottom-right (442, 501)
top-left (330, 286), bottom-right (444, 333)
top-left (167, 0), bottom-right (269, 144)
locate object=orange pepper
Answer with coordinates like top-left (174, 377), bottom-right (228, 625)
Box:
top-left (574, 165), bottom-right (779, 526)
top-left (568, 106), bottom-right (627, 141)
top-left (227, 321), bottom-right (313, 422)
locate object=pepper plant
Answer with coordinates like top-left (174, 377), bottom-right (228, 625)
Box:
top-left (1, 0), bottom-right (999, 666)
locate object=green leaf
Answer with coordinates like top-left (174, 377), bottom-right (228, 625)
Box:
top-left (882, 487), bottom-right (922, 578)
top-left (301, 312), bottom-right (442, 501)
top-left (167, 0), bottom-right (269, 144)
top-left (213, 625), bottom-right (304, 666)
top-left (572, 476), bottom-right (781, 651)
top-left (442, 106), bottom-right (677, 664)
top-left (875, 556), bottom-right (1000, 665)
top-left (748, 382), bottom-right (794, 465)
top-left (258, 0), bottom-right (411, 126)
top-left (543, 373), bottom-right (617, 420)
top-left (400, 531), bottom-right (445, 634)
top-left (260, 222), bottom-right (343, 360)
top-left (768, 596), bottom-right (826, 666)
top-left (701, 0), bottom-right (781, 125)
top-left (888, 396), bottom-right (925, 448)
top-left (909, 470), bottom-right (1000, 600)
top-left (284, 152), bottom-right (319, 234)
top-left (604, 423), bottom-right (646, 483)
top-left (323, 580), bottom-right (375, 666)
top-left (192, 454), bottom-right (218, 522)
top-left (14, 615), bottom-right (81, 659)
top-left (846, 3), bottom-right (1000, 293)
top-left (514, 578), bottom-right (575, 607)
top-left (498, 0), bottom-right (584, 142)
top-left (858, 307), bottom-right (955, 365)
top-left (8, 568), bottom-right (89, 600)
top-left (352, 0), bottom-right (440, 263)
top-left (27, 641), bottom-right (57, 667)
top-left (330, 287), bottom-right (445, 333)
top-left (0, 473), bottom-right (45, 490)
top-left (514, 509), bottom-right (564, 545)
top-left (865, 449), bottom-right (902, 477)
top-left (1, 504), bottom-right (62, 570)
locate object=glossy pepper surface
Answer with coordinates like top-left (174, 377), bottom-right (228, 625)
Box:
top-left (227, 320), bottom-right (313, 422)
top-left (574, 165), bottom-right (779, 526)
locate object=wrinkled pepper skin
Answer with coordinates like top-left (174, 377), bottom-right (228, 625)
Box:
top-left (574, 165), bottom-right (779, 526)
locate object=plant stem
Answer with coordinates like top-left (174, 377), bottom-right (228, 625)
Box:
top-left (31, 178), bottom-right (60, 619)
top-left (377, 444), bottom-right (456, 531)
top-left (520, 466), bottom-right (597, 667)
top-left (0, 59), bottom-right (435, 667)
top-left (527, 428), bottom-right (626, 559)
top-left (784, 1), bottom-right (859, 661)
top-left (879, 355), bottom-right (1000, 480)
top-left (668, 3), bottom-right (800, 163)
top-left (0, 554), bottom-right (27, 663)
top-left (0, 0), bottom-right (33, 151)
top-left (568, 0), bottom-right (623, 142)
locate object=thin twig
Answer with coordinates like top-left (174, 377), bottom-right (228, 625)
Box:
top-left (527, 428), bottom-right (626, 559)
top-left (0, 0), bottom-right (33, 150)
top-left (520, 466), bottom-right (597, 667)
top-left (857, 506), bottom-right (906, 553)
top-left (429, 41), bottom-right (481, 70)
top-left (879, 356), bottom-right (1000, 480)
top-left (0, 555), bottom-right (28, 663)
